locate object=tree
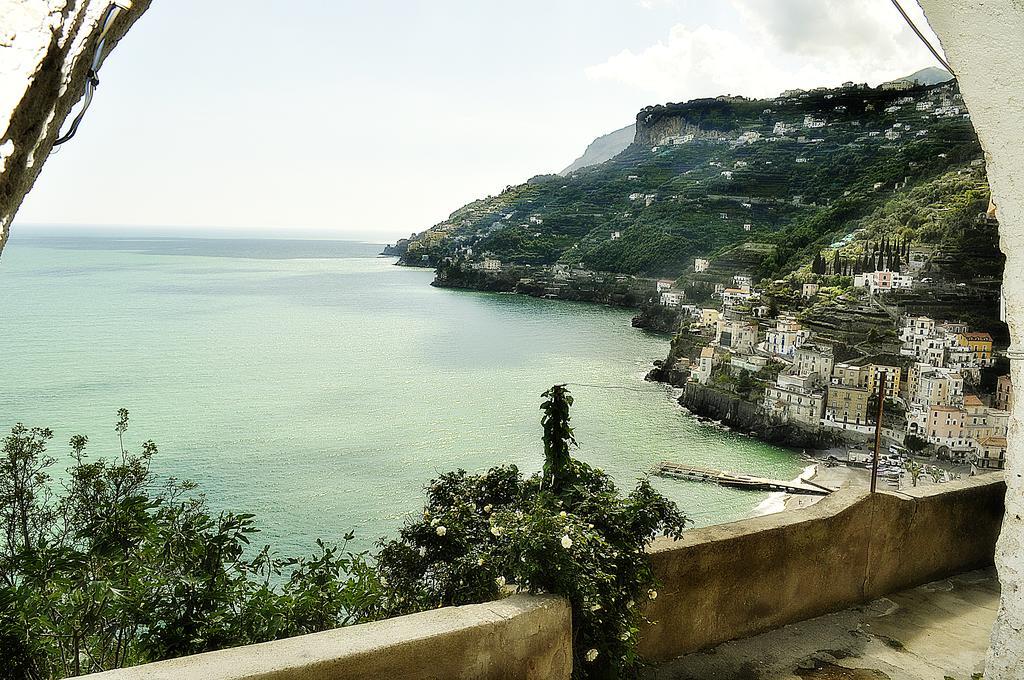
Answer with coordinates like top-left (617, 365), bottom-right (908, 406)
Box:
top-left (0, 425), bottom-right (55, 564)
top-left (0, 414), bottom-right (383, 678)
top-left (375, 386), bottom-right (689, 678)
top-left (541, 385), bottom-right (577, 493)
top-left (904, 434), bottom-right (928, 453)
top-left (904, 459), bottom-right (924, 487)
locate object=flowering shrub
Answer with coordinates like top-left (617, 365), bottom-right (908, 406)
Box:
top-left (375, 386), bottom-right (689, 678)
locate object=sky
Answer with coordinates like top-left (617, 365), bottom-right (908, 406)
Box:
top-left (14, 0), bottom-right (945, 243)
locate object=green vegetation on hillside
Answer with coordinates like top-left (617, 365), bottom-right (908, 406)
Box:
top-left (400, 82), bottom-right (984, 282)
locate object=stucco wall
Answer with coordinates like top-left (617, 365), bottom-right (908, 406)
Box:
top-left (79, 594), bottom-right (572, 680)
top-left (914, 3), bottom-right (1024, 677)
top-left (75, 477), bottom-right (1003, 679)
top-left (639, 474), bottom-right (1005, 661)
top-left (0, 0), bottom-right (151, 256)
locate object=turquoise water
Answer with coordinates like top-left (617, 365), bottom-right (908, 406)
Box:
top-left (0, 236), bottom-right (802, 555)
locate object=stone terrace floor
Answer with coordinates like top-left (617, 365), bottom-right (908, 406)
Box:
top-left (645, 569), bottom-right (998, 680)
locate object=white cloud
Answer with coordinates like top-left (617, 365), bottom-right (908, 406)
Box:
top-left (586, 0), bottom-right (945, 102)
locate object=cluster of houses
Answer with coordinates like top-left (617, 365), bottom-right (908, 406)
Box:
top-left (663, 267), bottom-right (1008, 472)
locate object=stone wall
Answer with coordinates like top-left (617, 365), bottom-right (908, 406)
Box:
top-left (0, 0), bottom-right (151, 255)
top-left (81, 595), bottom-right (572, 680)
top-left (639, 474), bottom-right (1005, 660)
top-left (76, 476), bottom-right (1004, 679)
top-left (915, 3), bottom-right (1024, 677)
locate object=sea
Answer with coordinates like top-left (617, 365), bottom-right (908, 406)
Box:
top-left (0, 235), bottom-right (804, 555)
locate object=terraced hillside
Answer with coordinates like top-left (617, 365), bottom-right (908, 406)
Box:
top-left (395, 80), bottom-right (982, 283)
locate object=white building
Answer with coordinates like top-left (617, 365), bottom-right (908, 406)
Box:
top-left (717, 319), bottom-right (760, 354)
top-left (881, 80), bottom-right (914, 91)
top-left (853, 269), bottom-right (913, 293)
top-left (794, 344), bottom-right (835, 380)
top-left (722, 288), bottom-right (756, 308)
top-left (761, 316), bottom-right (809, 358)
top-left (731, 353), bottom-right (769, 375)
top-left (660, 291), bottom-right (686, 308)
top-left (764, 374), bottom-right (826, 427)
top-left (473, 257), bottom-right (502, 271)
top-left (694, 258), bottom-right (711, 273)
top-left (694, 346), bottom-right (716, 385)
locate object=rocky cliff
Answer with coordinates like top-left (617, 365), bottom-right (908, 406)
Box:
top-left (677, 383), bottom-right (843, 450)
top-left (560, 124), bottom-right (635, 175)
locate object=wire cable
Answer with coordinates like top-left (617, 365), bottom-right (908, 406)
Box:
top-left (52, 4), bottom-right (127, 147)
top-left (889, 0), bottom-right (955, 76)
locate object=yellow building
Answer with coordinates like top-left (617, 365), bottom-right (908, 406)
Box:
top-left (976, 436), bottom-right (1007, 470)
top-left (865, 364), bottom-right (901, 397)
top-left (957, 331), bottom-right (994, 367)
top-left (826, 384), bottom-right (871, 424)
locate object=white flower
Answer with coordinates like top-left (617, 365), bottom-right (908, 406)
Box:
top-left (585, 648), bottom-right (599, 662)
top-left (477, 557), bottom-right (485, 566)
top-left (423, 511), bottom-right (431, 519)
top-left (483, 504), bottom-right (493, 513)
top-left (559, 510), bottom-right (567, 518)
top-left (648, 589), bottom-right (658, 600)
top-left (590, 603), bottom-right (602, 612)
top-left (430, 518), bottom-right (439, 527)
top-left (490, 526), bottom-right (502, 537)
top-left (620, 632), bottom-right (630, 641)
top-left (435, 525), bottom-right (447, 536)
top-left (627, 600), bottom-right (634, 608)
top-left (379, 576), bottom-right (388, 587)
top-left (560, 535), bottom-right (573, 549)
top-left (418, 546), bottom-right (427, 557)
top-left (495, 576), bottom-right (506, 587)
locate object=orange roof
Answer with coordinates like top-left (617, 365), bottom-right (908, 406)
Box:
top-left (978, 436), bottom-right (1007, 447)
top-left (964, 332), bottom-right (993, 341)
top-left (963, 395), bottom-right (985, 407)
top-left (929, 404), bottom-right (963, 413)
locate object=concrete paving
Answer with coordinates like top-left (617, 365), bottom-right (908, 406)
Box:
top-left (645, 569), bottom-right (998, 680)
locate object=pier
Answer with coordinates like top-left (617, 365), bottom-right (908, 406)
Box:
top-left (652, 461), bottom-right (834, 496)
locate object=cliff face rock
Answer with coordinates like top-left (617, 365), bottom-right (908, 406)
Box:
top-left (634, 115), bottom-right (726, 148)
top-left (560, 124), bottom-right (635, 175)
top-left (678, 382), bottom-right (841, 450)
top-left (0, 0), bottom-right (150, 256)
top-left (630, 305), bottom-right (682, 334)
top-left (634, 99), bottom-right (740, 147)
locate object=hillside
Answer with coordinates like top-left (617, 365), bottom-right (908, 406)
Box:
top-left (395, 80), bottom-right (982, 283)
top-left (559, 124), bottom-right (635, 175)
top-left (885, 66), bottom-right (953, 86)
